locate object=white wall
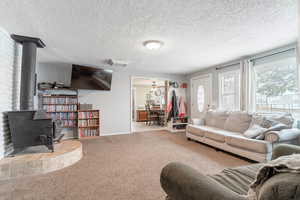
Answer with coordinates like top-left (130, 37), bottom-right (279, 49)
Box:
top-left (298, 1), bottom-right (300, 70)
top-left (37, 63), bottom-right (72, 86)
top-left (0, 27), bottom-right (21, 158)
top-left (37, 63), bottom-right (186, 135)
top-left (297, 1), bottom-right (299, 142)
top-left (134, 85), bottom-right (152, 108)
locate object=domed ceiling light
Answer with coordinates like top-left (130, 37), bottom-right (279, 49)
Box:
top-left (143, 40), bottom-right (164, 50)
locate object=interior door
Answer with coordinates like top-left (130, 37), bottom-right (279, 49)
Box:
top-left (191, 74), bottom-right (212, 119)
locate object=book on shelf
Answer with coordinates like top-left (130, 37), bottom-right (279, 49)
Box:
top-left (78, 111), bottom-right (99, 119)
top-left (79, 129), bottom-right (99, 137)
top-left (47, 112), bottom-right (78, 120)
top-left (62, 120), bottom-right (77, 127)
top-left (43, 105), bottom-right (77, 112)
top-left (42, 96), bottom-right (78, 104)
top-left (78, 119), bottom-right (99, 127)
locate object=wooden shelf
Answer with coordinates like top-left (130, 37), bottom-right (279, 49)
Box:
top-left (167, 117), bottom-right (189, 133)
top-left (78, 126), bottom-right (99, 128)
top-left (42, 103), bottom-right (78, 105)
top-left (39, 88), bottom-right (77, 91)
top-left (57, 119), bottom-right (77, 120)
top-left (172, 122), bottom-right (188, 125)
top-left (39, 89), bottom-right (100, 139)
top-left (39, 89), bottom-right (80, 139)
top-left (41, 95), bottom-right (77, 98)
top-left (46, 111), bottom-right (77, 113)
top-left (78, 109), bottom-right (99, 112)
top-left (78, 110), bottom-right (100, 138)
top-left (78, 118), bottom-right (99, 120)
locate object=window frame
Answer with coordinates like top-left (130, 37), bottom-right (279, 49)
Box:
top-left (251, 56), bottom-right (299, 115)
top-left (218, 69), bottom-right (241, 111)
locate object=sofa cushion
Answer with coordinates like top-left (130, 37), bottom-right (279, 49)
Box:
top-left (224, 111), bottom-right (252, 133)
top-left (204, 127), bottom-right (241, 142)
top-left (186, 125), bottom-right (205, 137)
top-left (266, 113), bottom-right (294, 128)
top-left (204, 110), bottom-right (229, 129)
top-left (226, 135), bottom-right (272, 154)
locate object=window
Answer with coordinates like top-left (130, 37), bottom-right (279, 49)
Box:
top-left (252, 50), bottom-right (299, 118)
top-left (197, 85), bottom-right (205, 112)
top-left (219, 70), bottom-right (240, 110)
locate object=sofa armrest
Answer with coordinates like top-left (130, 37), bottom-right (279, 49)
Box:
top-left (272, 144), bottom-right (300, 160)
top-left (265, 129), bottom-right (300, 143)
top-left (258, 173), bottom-right (300, 199)
top-left (160, 162), bottom-right (244, 200)
top-left (191, 118), bottom-right (204, 125)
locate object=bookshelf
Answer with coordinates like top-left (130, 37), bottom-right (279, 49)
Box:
top-left (78, 110), bottom-right (100, 138)
top-left (38, 89), bottom-right (100, 138)
top-left (40, 93), bottom-right (79, 129)
top-left (39, 89), bottom-right (78, 130)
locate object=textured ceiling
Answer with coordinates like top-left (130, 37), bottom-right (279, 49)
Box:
top-left (0, 0), bottom-right (297, 74)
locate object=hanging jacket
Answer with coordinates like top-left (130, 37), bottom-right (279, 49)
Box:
top-left (168, 90), bottom-right (178, 120)
top-left (178, 96), bottom-right (186, 118)
top-left (166, 100), bottom-right (172, 113)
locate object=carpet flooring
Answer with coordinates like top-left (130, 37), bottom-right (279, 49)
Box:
top-left (0, 131), bottom-right (250, 200)
top-left (132, 122), bottom-right (164, 132)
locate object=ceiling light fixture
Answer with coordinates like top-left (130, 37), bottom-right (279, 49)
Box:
top-left (143, 40), bottom-right (164, 50)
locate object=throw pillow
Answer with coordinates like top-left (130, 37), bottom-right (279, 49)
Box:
top-left (267, 123), bottom-right (288, 132)
top-left (255, 123), bottom-right (289, 140)
top-left (250, 114), bottom-right (277, 128)
top-left (266, 113), bottom-right (294, 128)
top-left (260, 118), bottom-right (278, 128)
top-left (255, 133), bottom-right (265, 140)
top-left (244, 124), bottom-right (267, 139)
top-left (251, 114), bottom-right (265, 126)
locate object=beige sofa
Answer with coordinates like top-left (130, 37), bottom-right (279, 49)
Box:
top-left (186, 111), bottom-right (300, 162)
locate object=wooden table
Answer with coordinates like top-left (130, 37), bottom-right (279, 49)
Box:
top-left (136, 109), bottom-right (165, 125)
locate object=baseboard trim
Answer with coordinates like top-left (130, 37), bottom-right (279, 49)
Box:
top-left (101, 132), bottom-right (132, 136)
top-left (131, 128), bottom-right (168, 133)
top-left (101, 128), bottom-right (169, 136)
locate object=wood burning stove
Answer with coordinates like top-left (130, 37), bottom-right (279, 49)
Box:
top-left (7, 110), bottom-right (64, 154)
top-left (6, 35), bottom-right (64, 155)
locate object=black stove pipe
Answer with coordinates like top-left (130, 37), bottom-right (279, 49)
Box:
top-left (11, 34), bottom-right (45, 110)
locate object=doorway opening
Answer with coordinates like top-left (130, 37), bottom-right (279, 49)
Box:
top-left (131, 77), bottom-right (168, 132)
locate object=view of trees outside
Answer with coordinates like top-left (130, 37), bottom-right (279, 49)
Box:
top-left (254, 60), bottom-right (300, 118)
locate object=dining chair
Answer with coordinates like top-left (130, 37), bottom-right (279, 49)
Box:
top-left (157, 110), bottom-right (166, 126)
top-left (145, 104), bottom-right (159, 126)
